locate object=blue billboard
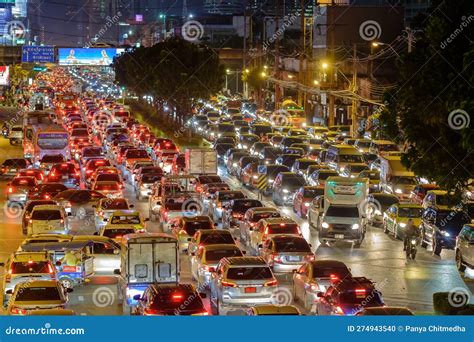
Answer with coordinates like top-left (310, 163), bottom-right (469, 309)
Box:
top-left (58, 48), bottom-right (124, 66)
top-left (22, 45), bottom-right (55, 63)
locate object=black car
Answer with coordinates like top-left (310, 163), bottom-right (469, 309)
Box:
top-left (420, 207), bottom-right (471, 255)
top-left (133, 284), bottom-right (207, 316)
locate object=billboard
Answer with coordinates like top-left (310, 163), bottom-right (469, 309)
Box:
top-left (0, 66), bottom-right (10, 86)
top-left (22, 46), bottom-right (55, 63)
top-left (58, 48), bottom-right (124, 66)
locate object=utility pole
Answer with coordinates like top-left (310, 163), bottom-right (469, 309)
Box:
top-left (351, 43), bottom-right (358, 137)
top-left (407, 27), bottom-right (414, 53)
top-left (298, 0), bottom-right (306, 108)
top-left (274, 0), bottom-right (282, 110)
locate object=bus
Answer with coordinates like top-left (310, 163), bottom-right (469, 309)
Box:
top-left (24, 125), bottom-right (69, 164)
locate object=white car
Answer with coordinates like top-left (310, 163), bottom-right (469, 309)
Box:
top-left (27, 205), bottom-right (69, 236)
top-left (6, 280), bottom-right (71, 315)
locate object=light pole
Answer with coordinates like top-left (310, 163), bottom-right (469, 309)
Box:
top-left (371, 42), bottom-right (400, 57)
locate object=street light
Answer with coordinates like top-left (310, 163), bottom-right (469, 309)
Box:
top-left (371, 41), bottom-right (400, 57)
top-left (313, 80), bottom-right (319, 85)
top-left (321, 62), bottom-right (329, 69)
top-left (261, 71), bottom-right (267, 77)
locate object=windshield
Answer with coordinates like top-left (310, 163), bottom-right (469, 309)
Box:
top-left (111, 215), bottom-right (140, 224)
top-left (356, 141), bottom-right (371, 148)
top-left (318, 172), bottom-right (338, 180)
top-left (339, 154), bottom-right (364, 163)
top-left (32, 210), bottom-right (61, 220)
top-left (398, 207), bottom-right (422, 218)
top-left (226, 267), bottom-right (273, 280)
top-left (349, 165), bottom-right (368, 173)
top-left (142, 174), bottom-right (162, 183)
top-left (37, 133), bottom-right (68, 150)
top-left (378, 144), bottom-right (399, 152)
top-left (252, 212), bottom-right (280, 222)
top-left (15, 287), bottom-right (61, 301)
top-left (372, 195), bottom-right (399, 208)
top-left (205, 248), bottom-right (242, 262)
top-left (326, 206), bottom-right (359, 217)
top-left (273, 238), bottom-right (310, 253)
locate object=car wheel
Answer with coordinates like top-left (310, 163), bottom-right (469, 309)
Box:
top-left (59, 277), bottom-right (73, 289)
top-left (432, 236), bottom-right (441, 256)
top-left (456, 250), bottom-right (466, 272)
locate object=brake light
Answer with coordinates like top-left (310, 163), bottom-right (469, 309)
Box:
top-left (330, 274), bottom-right (339, 282)
top-left (47, 264), bottom-right (54, 274)
top-left (172, 294), bottom-right (184, 301)
top-left (29, 219), bottom-right (33, 224)
top-left (61, 163), bottom-right (68, 167)
top-left (44, 195), bottom-right (50, 199)
top-left (98, 211), bottom-right (104, 216)
top-left (272, 254), bottom-right (283, 263)
top-left (5, 268), bottom-right (11, 282)
top-left (221, 280), bottom-right (237, 287)
top-left (264, 279), bottom-right (278, 287)
top-left (306, 255), bottom-right (315, 261)
top-left (310, 284), bottom-right (319, 292)
top-left (60, 219), bottom-right (64, 224)
top-left (355, 288), bottom-right (366, 294)
top-left (10, 307), bottom-right (27, 315)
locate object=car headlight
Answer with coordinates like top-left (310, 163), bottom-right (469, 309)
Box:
top-left (350, 175), bottom-right (355, 178)
top-left (339, 167), bottom-right (344, 171)
top-left (304, 202), bottom-right (310, 207)
top-left (399, 222), bottom-right (406, 228)
top-left (268, 179), bottom-right (274, 183)
top-left (232, 163), bottom-right (237, 167)
top-left (351, 223), bottom-right (359, 230)
top-left (265, 161), bottom-right (269, 164)
top-left (253, 175), bottom-right (258, 179)
top-left (441, 231), bottom-right (450, 237)
top-left (282, 189), bottom-right (289, 193)
top-left (322, 222), bottom-right (329, 229)
top-left (395, 188), bottom-right (403, 194)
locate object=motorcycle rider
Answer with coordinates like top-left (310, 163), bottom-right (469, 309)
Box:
top-left (403, 218), bottom-right (419, 251)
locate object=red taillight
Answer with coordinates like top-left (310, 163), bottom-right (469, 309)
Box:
top-left (264, 279), bottom-right (278, 287)
top-left (204, 265), bottom-right (215, 272)
top-left (329, 274), bottom-right (339, 282)
top-left (221, 280), bottom-right (237, 287)
top-left (61, 163), bottom-right (68, 167)
top-left (172, 294), bottom-right (184, 301)
top-left (60, 219), bottom-right (64, 224)
top-left (334, 306), bottom-right (344, 315)
top-left (307, 255), bottom-right (315, 261)
top-left (11, 307), bottom-right (27, 315)
top-left (98, 211), bottom-right (104, 216)
top-left (47, 264), bottom-right (54, 274)
top-left (29, 219), bottom-right (33, 224)
top-left (44, 195), bottom-right (50, 199)
top-left (5, 268), bottom-right (12, 282)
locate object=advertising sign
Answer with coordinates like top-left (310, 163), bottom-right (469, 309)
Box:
top-left (22, 45), bottom-right (55, 63)
top-left (0, 66), bottom-right (9, 86)
top-left (58, 48), bottom-right (124, 66)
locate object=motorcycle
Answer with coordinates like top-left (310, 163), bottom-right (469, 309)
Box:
top-left (406, 237), bottom-right (418, 260)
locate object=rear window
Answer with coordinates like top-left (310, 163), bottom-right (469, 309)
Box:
top-left (142, 174), bottom-right (162, 183)
top-left (200, 233), bottom-right (234, 245)
top-left (15, 287), bottom-right (61, 301)
top-left (32, 210), bottom-right (62, 220)
top-left (233, 200), bottom-right (262, 212)
top-left (252, 212), bottom-right (280, 222)
top-left (95, 183), bottom-right (120, 191)
top-left (218, 192), bottom-right (245, 201)
top-left (12, 178), bottom-right (36, 186)
top-left (267, 223), bottom-right (299, 235)
top-left (11, 261), bottom-right (51, 274)
top-left (41, 155), bottom-right (64, 163)
top-left (183, 221), bottom-right (213, 236)
top-left (198, 175), bottom-right (221, 184)
top-left (312, 266), bottom-right (350, 279)
top-left (273, 238), bottom-right (310, 253)
top-left (226, 267), bottom-right (273, 280)
top-left (52, 164), bottom-right (76, 173)
top-left (303, 188), bottom-right (324, 198)
top-left (111, 215), bottom-right (140, 224)
top-left (205, 249), bottom-right (242, 262)
top-left (96, 174), bottom-right (120, 182)
top-left (103, 228), bottom-right (136, 238)
top-left (3, 159), bottom-right (27, 168)
top-left (150, 292), bottom-right (204, 311)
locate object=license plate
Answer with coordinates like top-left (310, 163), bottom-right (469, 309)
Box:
top-left (244, 287), bottom-right (256, 293)
top-left (62, 176), bottom-right (68, 180)
top-left (287, 256), bottom-right (300, 261)
top-left (335, 234), bottom-right (344, 239)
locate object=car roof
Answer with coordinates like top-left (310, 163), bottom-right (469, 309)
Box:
top-left (311, 260), bottom-right (348, 268)
top-left (252, 305), bottom-right (300, 315)
top-left (261, 217), bottom-right (296, 224)
top-left (111, 210), bottom-right (139, 216)
top-left (182, 215), bottom-right (212, 222)
top-left (396, 203), bottom-right (422, 209)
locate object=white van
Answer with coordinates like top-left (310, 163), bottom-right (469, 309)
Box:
top-left (27, 205), bottom-right (69, 236)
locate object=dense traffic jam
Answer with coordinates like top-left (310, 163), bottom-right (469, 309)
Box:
top-left (0, 68), bottom-right (472, 317)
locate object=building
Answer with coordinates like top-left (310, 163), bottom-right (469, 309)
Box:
top-left (204, 0), bottom-right (243, 15)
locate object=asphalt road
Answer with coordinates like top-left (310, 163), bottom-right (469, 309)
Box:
top-left (0, 106), bottom-right (472, 315)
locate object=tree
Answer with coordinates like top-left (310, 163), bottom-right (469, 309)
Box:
top-left (113, 38), bottom-right (224, 123)
top-left (379, 0), bottom-right (474, 195)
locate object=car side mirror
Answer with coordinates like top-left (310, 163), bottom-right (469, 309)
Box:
top-left (113, 269), bottom-right (121, 275)
top-left (133, 294), bottom-right (141, 301)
